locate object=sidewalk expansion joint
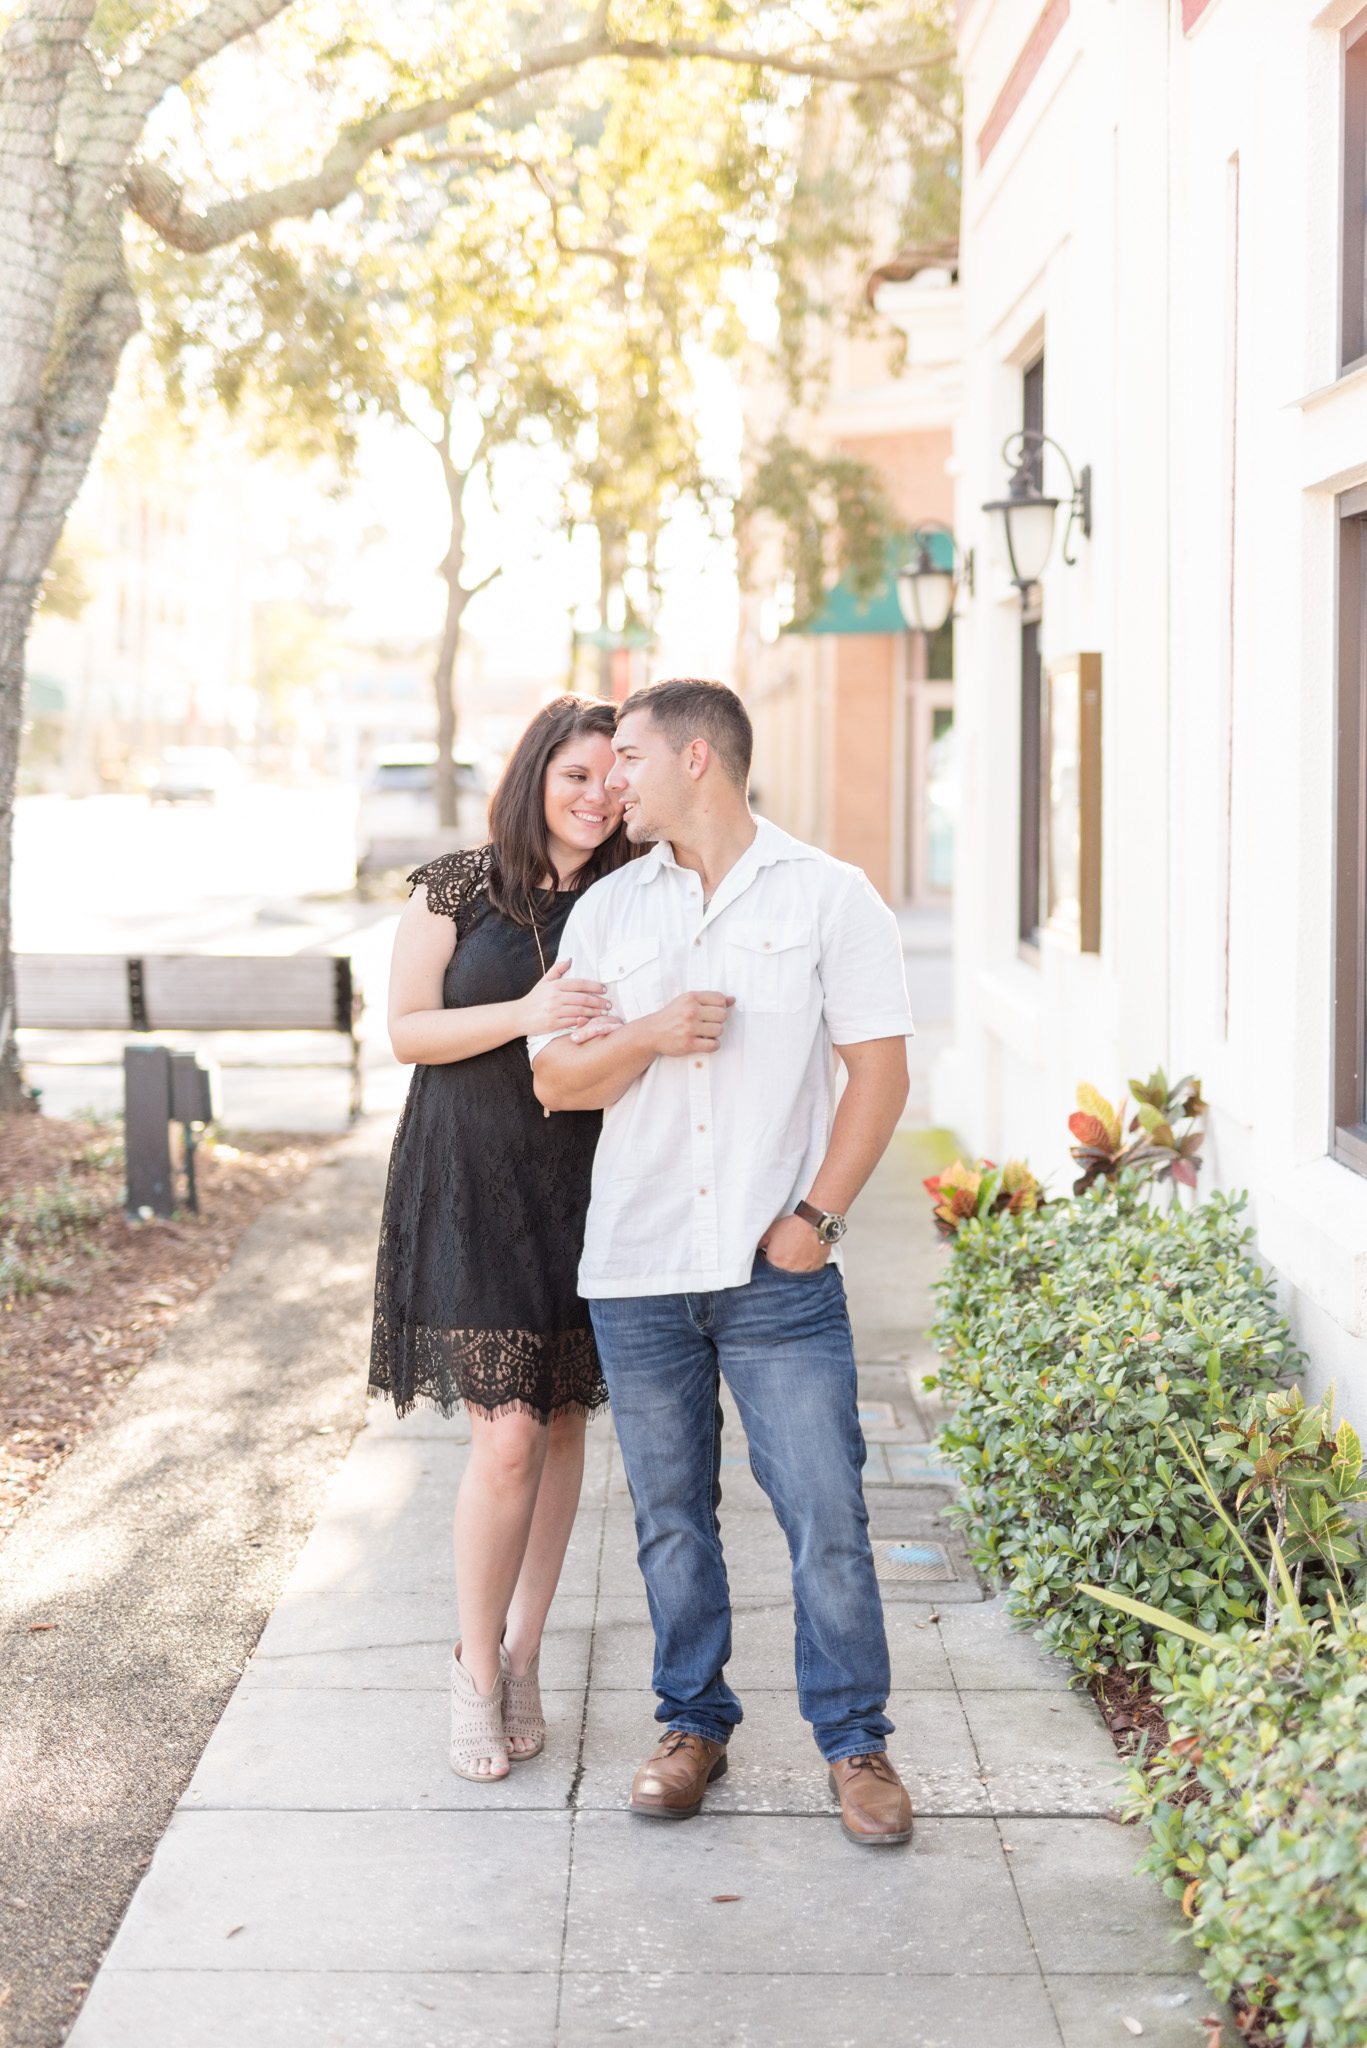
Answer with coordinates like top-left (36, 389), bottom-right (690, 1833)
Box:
top-left (551, 1426), bottom-right (613, 2046)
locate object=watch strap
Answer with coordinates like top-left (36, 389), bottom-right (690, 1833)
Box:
top-left (794, 1199), bottom-right (845, 1240)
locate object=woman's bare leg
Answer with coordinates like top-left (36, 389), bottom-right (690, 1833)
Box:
top-left (502, 1408), bottom-right (588, 1699)
top-left (452, 1410), bottom-right (549, 1777)
top-left (451, 1406), bottom-right (592, 1769)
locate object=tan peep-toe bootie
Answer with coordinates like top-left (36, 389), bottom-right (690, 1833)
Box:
top-left (500, 1643), bottom-right (546, 1761)
top-left (449, 1646), bottom-right (509, 1782)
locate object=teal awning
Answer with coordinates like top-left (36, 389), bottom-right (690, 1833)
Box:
top-left (576, 626), bottom-right (654, 650)
top-left (791, 531), bottom-right (953, 637)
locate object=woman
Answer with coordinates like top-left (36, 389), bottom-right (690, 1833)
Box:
top-left (370, 695), bottom-right (631, 1782)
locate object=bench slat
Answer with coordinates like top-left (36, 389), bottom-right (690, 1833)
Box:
top-left (15, 956), bottom-right (132, 1030)
top-left (142, 956), bottom-right (341, 1031)
top-left (15, 955), bottom-right (355, 1034)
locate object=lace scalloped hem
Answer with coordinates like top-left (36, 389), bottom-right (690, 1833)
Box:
top-left (368, 1321), bottom-right (608, 1425)
top-left (365, 1384), bottom-right (608, 1426)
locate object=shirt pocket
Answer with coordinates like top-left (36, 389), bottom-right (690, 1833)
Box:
top-left (724, 919), bottom-right (813, 1014)
top-left (602, 936), bottom-right (664, 1021)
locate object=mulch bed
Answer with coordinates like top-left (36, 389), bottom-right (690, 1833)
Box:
top-left (0, 1112), bottom-right (334, 1545)
top-left (1093, 1666), bottom-right (1281, 2047)
top-left (1092, 1662), bottom-right (1177, 1762)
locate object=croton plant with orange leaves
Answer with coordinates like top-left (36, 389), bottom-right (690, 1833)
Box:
top-left (922, 1157), bottom-right (1042, 1238)
top-left (1068, 1066), bottom-right (1207, 1194)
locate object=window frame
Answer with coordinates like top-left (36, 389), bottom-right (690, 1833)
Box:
top-left (1042, 651), bottom-right (1102, 953)
top-left (1018, 353), bottom-right (1047, 954)
top-left (1019, 614), bottom-right (1043, 948)
top-left (1334, 490), bottom-right (1367, 1173)
top-left (1343, 9), bottom-right (1367, 373)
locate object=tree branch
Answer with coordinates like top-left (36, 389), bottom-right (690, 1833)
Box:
top-left (123, 25), bottom-right (953, 255)
top-left (460, 562), bottom-right (503, 604)
top-left (611, 35), bottom-right (952, 84)
top-left (120, 0), bottom-right (294, 122)
top-left (415, 145), bottom-right (627, 270)
top-left (75, 0), bottom-right (295, 214)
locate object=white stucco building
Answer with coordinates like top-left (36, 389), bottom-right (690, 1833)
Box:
top-left (939, 0), bottom-right (1367, 1419)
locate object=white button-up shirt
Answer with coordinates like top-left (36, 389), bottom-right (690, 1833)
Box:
top-left (528, 819), bottom-right (915, 1299)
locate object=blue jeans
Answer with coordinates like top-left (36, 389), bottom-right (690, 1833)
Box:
top-left (589, 1255), bottom-right (893, 1765)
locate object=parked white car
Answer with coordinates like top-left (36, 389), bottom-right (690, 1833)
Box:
top-left (145, 746), bottom-right (247, 805)
top-left (355, 744), bottom-right (488, 876)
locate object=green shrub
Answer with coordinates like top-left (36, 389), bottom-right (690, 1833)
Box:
top-left (0, 1167), bottom-right (113, 1299)
top-left (1127, 1615), bottom-right (1367, 2048)
top-left (928, 1187), bottom-right (1300, 1673)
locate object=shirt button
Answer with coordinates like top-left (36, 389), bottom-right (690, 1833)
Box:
top-left (698, 1187), bottom-right (707, 1195)
top-left (698, 1124), bottom-right (706, 1132)
top-left (694, 938), bottom-right (702, 947)
top-left (763, 940), bottom-right (771, 949)
top-left (694, 1060), bottom-right (703, 1069)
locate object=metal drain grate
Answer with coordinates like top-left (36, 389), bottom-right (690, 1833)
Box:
top-left (874, 1540), bottom-right (955, 1582)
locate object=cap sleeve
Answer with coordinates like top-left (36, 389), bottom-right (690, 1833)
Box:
top-left (409, 846), bottom-right (494, 939)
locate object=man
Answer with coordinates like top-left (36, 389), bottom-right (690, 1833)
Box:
top-left (530, 678), bottom-right (915, 1846)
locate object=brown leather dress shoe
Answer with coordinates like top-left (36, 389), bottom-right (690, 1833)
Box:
top-left (828, 1753), bottom-right (914, 1845)
top-left (630, 1731), bottom-right (729, 1820)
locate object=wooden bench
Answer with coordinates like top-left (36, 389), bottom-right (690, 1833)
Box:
top-left (14, 953), bottom-right (364, 1117)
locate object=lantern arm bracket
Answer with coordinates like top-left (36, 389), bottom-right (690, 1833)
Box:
top-left (909, 519), bottom-right (974, 594)
top-left (1002, 429), bottom-right (1092, 567)
top-left (896, 519), bottom-right (973, 635)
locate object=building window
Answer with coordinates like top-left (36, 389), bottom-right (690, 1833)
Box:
top-left (1018, 353), bottom-right (1046, 947)
top-left (1335, 492), bottom-right (1367, 1169)
top-left (1345, 11), bottom-right (1367, 371)
top-left (1043, 651), bottom-right (1102, 951)
top-left (1019, 616), bottom-right (1043, 944)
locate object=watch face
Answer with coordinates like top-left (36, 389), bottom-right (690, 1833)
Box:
top-left (818, 1213), bottom-right (848, 1245)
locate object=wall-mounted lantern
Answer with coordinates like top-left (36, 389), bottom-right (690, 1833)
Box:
top-left (982, 431), bottom-right (1092, 592)
top-left (895, 523), bottom-right (973, 636)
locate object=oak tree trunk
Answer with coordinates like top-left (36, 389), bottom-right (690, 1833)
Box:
top-left (0, 0), bottom-right (139, 1109)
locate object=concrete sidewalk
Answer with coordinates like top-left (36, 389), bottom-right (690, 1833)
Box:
top-left (0, 1118), bottom-right (391, 2048)
top-left (64, 1134), bottom-right (1212, 2048)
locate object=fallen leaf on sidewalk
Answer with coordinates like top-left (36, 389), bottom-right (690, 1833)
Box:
top-left (711, 1894), bottom-right (741, 1903)
top-left (1200, 2019), bottom-right (1225, 2047)
top-left (417, 2001), bottom-right (436, 2010)
top-left (0, 1983), bottom-right (10, 2007)
top-left (7, 1898), bottom-right (31, 1910)
top-left (28, 1622), bottom-right (55, 1631)
top-left (1182, 1881), bottom-right (1200, 1918)
top-left (225, 1925), bottom-right (244, 1939)
top-left (1122, 2021), bottom-right (1144, 2038)
top-left (927, 1612), bottom-right (941, 1623)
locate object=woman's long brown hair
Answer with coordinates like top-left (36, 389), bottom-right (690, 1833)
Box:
top-left (486, 695), bottom-right (637, 927)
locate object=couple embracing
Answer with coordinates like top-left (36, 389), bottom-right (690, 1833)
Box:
top-left (369, 678), bottom-right (915, 1845)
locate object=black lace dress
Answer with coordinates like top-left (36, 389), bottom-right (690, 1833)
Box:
top-left (368, 847), bottom-right (608, 1422)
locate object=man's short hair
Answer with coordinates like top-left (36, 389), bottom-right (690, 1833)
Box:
top-left (616, 678), bottom-right (753, 788)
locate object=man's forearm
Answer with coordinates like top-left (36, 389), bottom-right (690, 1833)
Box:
top-left (805, 1041), bottom-right (909, 1214)
top-left (533, 1019), bottom-right (660, 1111)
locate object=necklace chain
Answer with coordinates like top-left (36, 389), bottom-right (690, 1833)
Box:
top-left (530, 900), bottom-right (550, 1118)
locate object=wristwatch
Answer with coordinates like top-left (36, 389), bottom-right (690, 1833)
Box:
top-left (794, 1199), bottom-right (848, 1246)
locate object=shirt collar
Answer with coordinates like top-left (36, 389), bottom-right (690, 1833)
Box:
top-left (626, 815), bottom-right (820, 886)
